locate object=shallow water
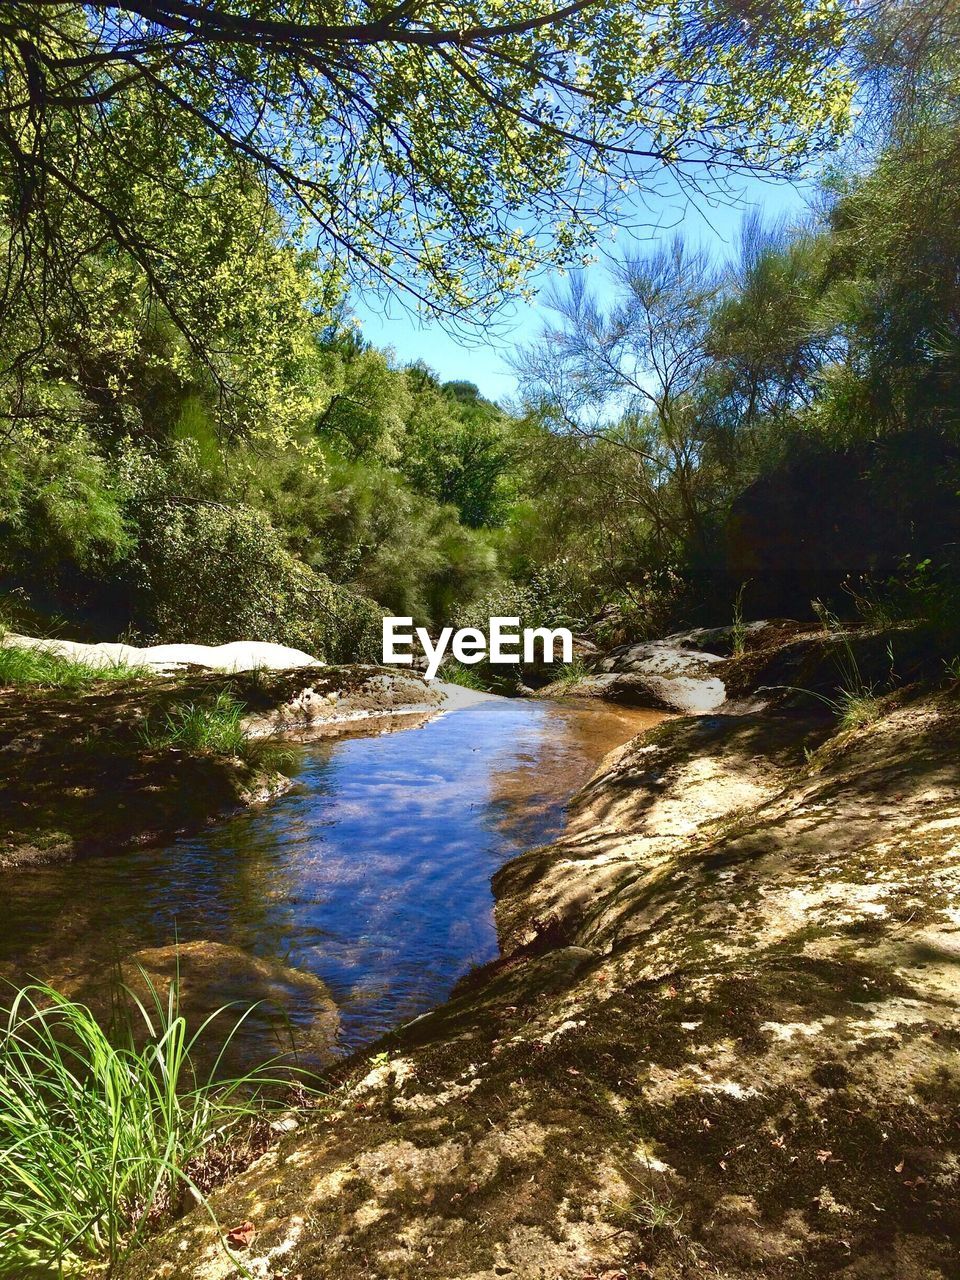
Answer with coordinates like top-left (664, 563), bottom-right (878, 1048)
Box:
top-left (2, 698), bottom-right (662, 1060)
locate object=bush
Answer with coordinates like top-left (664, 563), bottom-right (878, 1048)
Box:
top-left (125, 471), bottom-right (383, 662)
top-left (261, 451), bottom-right (501, 627)
top-left (845, 555), bottom-right (960, 635)
top-left (0, 431), bottom-right (130, 582)
top-left (451, 561), bottom-right (585, 636)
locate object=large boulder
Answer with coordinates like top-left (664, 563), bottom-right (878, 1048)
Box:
top-left (594, 639), bottom-right (727, 712)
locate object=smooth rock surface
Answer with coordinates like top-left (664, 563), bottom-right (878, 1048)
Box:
top-left (597, 640), bottom-right (727, 712)
top-left (538, 640), bottom-right (728, 713)
top-left (1, 633), bottom-right (322, 673)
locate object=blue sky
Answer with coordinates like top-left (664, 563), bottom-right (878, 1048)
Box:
top-left (349, 170), bottom-right (817, 406)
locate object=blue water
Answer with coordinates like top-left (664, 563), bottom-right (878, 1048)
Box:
top-left (2, 698), bottom-right (657, 1058)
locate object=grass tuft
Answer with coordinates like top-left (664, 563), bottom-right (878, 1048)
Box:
top-left (783, 602), bottom-right (886, 734)
top-left (140, 690), bottom-right (248, 756)
top-left (731, 580), bottom-right (750, 657)
top-left (550, 656), bottom-right (591, 691)
top-left (0, 979), bottom-right (311, 1275)
top-left (0, 645), bottom-right (149, 691)
top-left (139, 690), bottom-right (296, 772)
top-left (438, 661), bottom-right (489, 691)
top-left (835, 688), bottom-right (882, 732)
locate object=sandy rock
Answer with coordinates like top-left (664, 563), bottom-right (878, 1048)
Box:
top-left (539, 640), bottom-right (728, 713)
top-left (1, 633), bottom-right (322, 673)
top-left (240, 669), bottom-right (475, 736)
top-left (660, 619), bottom-right (780, 654)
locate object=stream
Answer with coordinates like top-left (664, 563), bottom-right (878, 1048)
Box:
top-left (1, 697), bottom-right (663, 1065)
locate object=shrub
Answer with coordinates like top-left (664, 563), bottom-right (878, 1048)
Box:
top-left (123, 464), bottom-right (383, 662)
top-left (451, 561), bottom-right (584, 637)
top-left (844, 555), bottom-right (960, 635)
top-left (277, 452), bottom-right (501, 627)
top-left (0, 430), bottom-right (131, 582)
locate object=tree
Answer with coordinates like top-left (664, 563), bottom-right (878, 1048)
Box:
top-left (515, 238), bottom-right (723, 553)
top-left (700, 214), bottom-right (837, 466)
top-left (1, 0), bottom-right (854, 389)
top-left (400, 376), bottom-right (517, 527)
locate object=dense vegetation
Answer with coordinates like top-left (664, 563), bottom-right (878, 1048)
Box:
top-left (0, 304), bottom-right (526, 655)
top-left (0, 1), bottom-right (956, 661)
top-left (0, 0), bottom-right (856, 658)
top-left (512, 113), bottom-right (960, 636)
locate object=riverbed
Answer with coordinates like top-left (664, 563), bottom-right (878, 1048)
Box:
top-left (1, 697), bottom-right (663, 1063)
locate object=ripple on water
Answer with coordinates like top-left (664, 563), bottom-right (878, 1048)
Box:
top-left (1, 697), bottom-right (663, 1063)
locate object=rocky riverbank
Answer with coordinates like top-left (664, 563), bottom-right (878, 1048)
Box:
top-left (0, 663), bottom-right (452, 868)
top-left (123, 624), bottom-right (960, 1280)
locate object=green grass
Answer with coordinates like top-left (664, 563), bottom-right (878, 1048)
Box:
top-left (834, 688), bottom-right (882, 732)
top-left (550, 656), bottom-right (590, 690)
top-left (606, 1157), bottom-right (685, 1238)
top-left (788, 678), bottom-right (883, 735)
top-left (730, 580), bottom-right (750, 657)
top-left (139, 690), bottom-right (296, 772)
top-left (140, 690), bottom-right (249, 756)
top-left (783, 602), bottom-right (886, 732)
top-left (0, 645), bottom-right (149, 691)
top-left (438, 660), bottom-right (489, 691)
top-left (0, 979), bottom-right (310, 1276)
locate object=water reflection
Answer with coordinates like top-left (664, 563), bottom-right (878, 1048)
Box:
top-left (1, 698), bottom-right (662, 1058)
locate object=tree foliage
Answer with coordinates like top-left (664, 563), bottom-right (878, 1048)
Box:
top-left (2, 0), bottom-right (852, 339)
top-left (5, 0), bottom-right (957, 653)
top-left (513, 11), bottom-right (960, 629)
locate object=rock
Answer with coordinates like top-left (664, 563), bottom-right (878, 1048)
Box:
top-left (659, 620), bottom-right (781, 656)
top-left (1, 633), bottom-right (322, 674)
top-left (538, 640), bottom-right (728, 713)
top-left (596, 640), bottom-right (727, 712)
top-left (51, 940), bottom-right (340, 1070)
top-left (243, 668), bottom-right (454, 736)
